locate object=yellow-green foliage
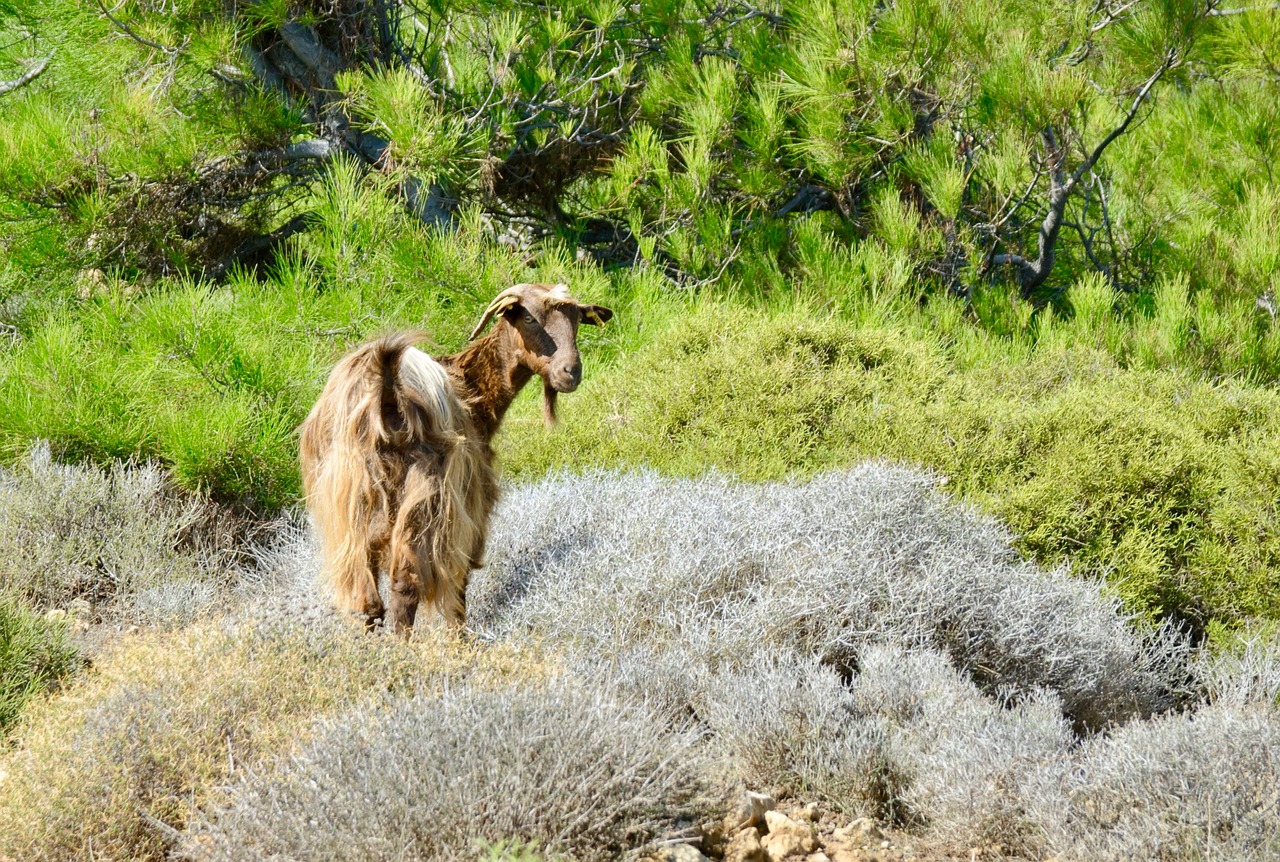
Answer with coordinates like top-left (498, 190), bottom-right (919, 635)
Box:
top-left (501, 309), bottom-right (1280, 628)
top-left (0, 601), bottom-right (78, 734)
top-left (0, 620), bottom-right (549, 862)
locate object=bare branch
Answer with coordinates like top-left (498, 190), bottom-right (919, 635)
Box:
top-left (993, 49), bottom-right (1181, 295)
top-left (0, 55), bottom-right (51, 96)
top-left (94, 0), bottom-right (179, 56)
top-left (1070, 49), bottom-right (1178, 191)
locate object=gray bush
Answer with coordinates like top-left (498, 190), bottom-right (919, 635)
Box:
top-left (1192, 636), bottom-right (1280, 708)
top-left (698, 651), bottom-right (895, 813)
top-left (697, 644), bottom-right (1071, 852)
top-left (1043, 702), bottom-right (1280, 861)
top-left (182, 678), bottom-right (722, 862)
top-left (0, 443), bottom-right (229, 623)
top-left (851, 646), bottom-right (1070, 854)
top-left (472, 466), bottom-right (1188, 731)
top-left (172, 464), bottom-right (1280, 858)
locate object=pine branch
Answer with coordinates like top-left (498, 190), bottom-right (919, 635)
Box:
top-left (1207, 3), bottom-right (1280, 14)
top-left (94, 0), bottom-right (179, 56)
top-left (992, 50), bottom-right (1179, 295)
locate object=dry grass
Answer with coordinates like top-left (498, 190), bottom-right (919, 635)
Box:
top-left (0, 614), bottom-right (548, 862)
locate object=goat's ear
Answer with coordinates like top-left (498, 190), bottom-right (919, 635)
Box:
top-left (467, 291), bottom-right (524, 341)
top-left (580, 304), bottom-right (614, 326)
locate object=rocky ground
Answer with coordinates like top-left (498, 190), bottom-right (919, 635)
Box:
top-left (649, 794), bottom-right (1019, 862)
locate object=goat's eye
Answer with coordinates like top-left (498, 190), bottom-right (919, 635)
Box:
top-left (523, 314), bottom-right (534, 324)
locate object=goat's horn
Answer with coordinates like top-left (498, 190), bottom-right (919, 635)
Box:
top-left (467, 285), bottom-right (528, 342)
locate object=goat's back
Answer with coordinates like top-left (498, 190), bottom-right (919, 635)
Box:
top-left (299, 333), bottom-right (497, 617)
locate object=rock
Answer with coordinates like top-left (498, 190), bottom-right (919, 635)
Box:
top-left (730, 790), bottom-right (777, 830)
top-left (805, 853), bottom-right (831, 862)
top-left (724, 827), bottom-right (765, 862)
top-left (647, 845), bottom-right (710, 862)
top-left (835, 817), bottom-right (883, 844)
top-left (830, 851), bottom-right (860, 862)
top-left (762, 810), bottom-right (818, 861)
top-left (798, 801), bottom-right (821, 822)
top-left (701, 820), bottom-right (728, 857)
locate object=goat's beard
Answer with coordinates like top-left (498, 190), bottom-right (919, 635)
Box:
top-left (542, 380), bottom-right (558, 427)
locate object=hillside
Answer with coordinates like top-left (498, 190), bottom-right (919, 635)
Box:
top-left (2, 0), bottom-right (1280, 859)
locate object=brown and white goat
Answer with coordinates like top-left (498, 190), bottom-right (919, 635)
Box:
top-left (299, 283), bottom-right (613, 633)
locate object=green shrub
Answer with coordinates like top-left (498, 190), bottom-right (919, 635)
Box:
top-left (0, 600), bottom-right (78, 734)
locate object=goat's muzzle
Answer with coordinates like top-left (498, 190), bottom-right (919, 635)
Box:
top-left (548, 360), bottom-right (583, 393)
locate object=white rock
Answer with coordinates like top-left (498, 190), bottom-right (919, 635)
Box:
top-left (732, 790), bottom-right (777, 829)
top-left (840, 817), bottom-right (884, 843)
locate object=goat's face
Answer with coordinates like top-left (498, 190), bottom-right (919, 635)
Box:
top-left (471, 282), bottom-right (614, 393)
top-left (467, 282), bottom-right (613, 426)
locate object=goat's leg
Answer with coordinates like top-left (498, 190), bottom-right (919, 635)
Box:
top-left (439, 568), bottom-right (469, 631)
top-left (388, 574), bottom-right (419, 635)
top-left (361, 540), bottom-right (387, 631)
top-left (386, 517), bottom-right (423, 637)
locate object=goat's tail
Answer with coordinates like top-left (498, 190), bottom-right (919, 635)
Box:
top-left (299, 332), bottom-right (488, 617)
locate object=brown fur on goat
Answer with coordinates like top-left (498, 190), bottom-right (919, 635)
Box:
top-left (299, 283), bottom-right (613, 633)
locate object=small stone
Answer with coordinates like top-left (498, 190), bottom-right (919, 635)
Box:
top-left (647, 845), bottom-right (710, 862)
top-left (724, 827), bottom-right (765, 862)
top-left (732, 790), bottom-right (778, 829)
top-left (763, 811), bottom-right (819, 861)
top-left (805, 853), bottom-right (831, 862)
top-left (844, 818), bottom-right (884, 843)
top-left (879, 841), bottom-right (890, 849)
top-left (830, 851), bottom-right (860, 862)
top-left (798, 801), bottom-right (821, 822)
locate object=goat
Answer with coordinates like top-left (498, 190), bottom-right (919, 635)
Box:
top-left (299, 282), bottom-right (613, 633)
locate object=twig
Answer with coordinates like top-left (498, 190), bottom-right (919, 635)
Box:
top-left (94, 0), bottom-right (179, 56)
top-left (0, 55), bottom-right (51, 95)
top-left (992, 49), bottom-right (1179, 293)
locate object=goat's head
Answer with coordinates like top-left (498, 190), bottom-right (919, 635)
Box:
top-left (468, 282), bottom-right (613, 423)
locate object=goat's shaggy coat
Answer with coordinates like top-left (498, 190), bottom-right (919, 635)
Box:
top-left (300, 283), bottom-right (612, 632)
top-left (300, 333), bottom-right (495, 629)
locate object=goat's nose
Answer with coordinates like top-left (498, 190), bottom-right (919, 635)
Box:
top-left (567, 361), bottom-right (583, 385)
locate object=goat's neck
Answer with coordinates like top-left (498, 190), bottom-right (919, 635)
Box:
top-left (438, 328), bottom-right (534, 444)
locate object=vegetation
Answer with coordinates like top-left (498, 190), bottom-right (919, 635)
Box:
top-left (2, 0), bottom-right (1280, 857)
top-left (0, 443), bottom-right (243, 622)
top-left (183, 680), bottom-right (718, 862)
top-left (0, 599), bottom-right (77, 733)
top-left (0, 613), bottom-right (544, 862)
top-left (0, 461), bottom-right (1275, 861)
top-left (2, 0), bottom-right (1279, 633)
top-left (503, 313), bottom-right (1280, 630)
